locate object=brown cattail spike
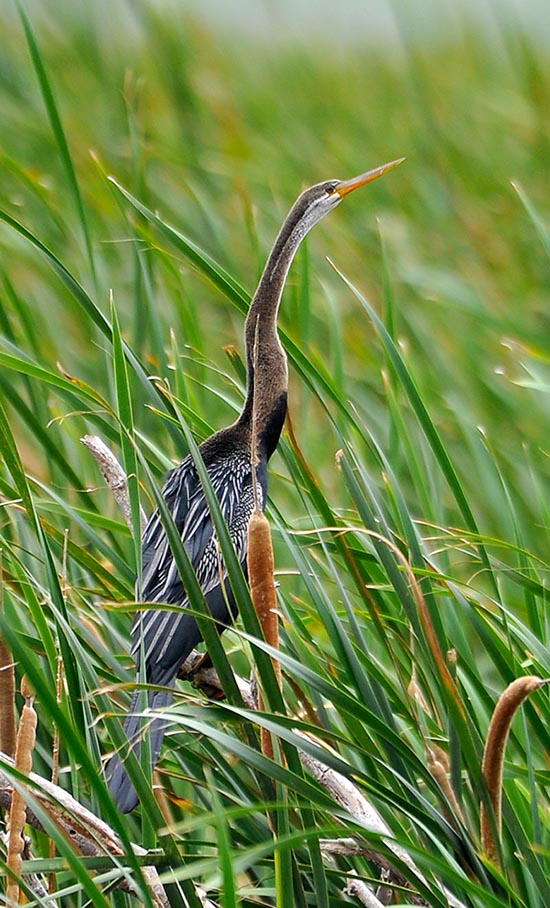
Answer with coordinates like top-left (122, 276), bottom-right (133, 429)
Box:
top-left (0, 644), bottom-right (16, 759)
top-left (0, 552), bottom-right (16, 760)
top-left (247, 506), bottom-right (280, 760)
top-left (0, 643), bottom-right (16, 758)
top-left (6, 677), bottom-right (37, 904)
top-left (247, 510), bottom-right (279, 672)
top-left (481, 675), bottom-right (548, 865)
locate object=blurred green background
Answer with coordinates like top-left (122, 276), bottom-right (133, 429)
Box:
top-left (0, 3), bottom-right (549, 904)
top-left (0, 0), bottom-right (547, 541)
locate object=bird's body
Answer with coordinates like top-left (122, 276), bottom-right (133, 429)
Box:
top-left (107, 427), bottom-right (263, 812)
top-left (135, 428), bottom-right (261, 684)
top-left (107, 159), bottom-right (403, 812)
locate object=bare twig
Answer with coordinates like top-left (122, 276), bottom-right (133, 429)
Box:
top-left (81, 434), bottom-right (146, 533)
top-left (345, 872), bottom-right (386, 908)
top-left (178, 651), bottom-right (255, 705)
top-left (299, 746), bottom-right (428, 905)
top-left (0, 752), bottom-right (169, 908)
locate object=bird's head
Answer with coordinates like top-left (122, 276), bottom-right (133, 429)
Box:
top-left (281, 157), bottom-right (404, 246)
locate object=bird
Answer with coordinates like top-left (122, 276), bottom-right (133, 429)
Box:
top-left (106, 159), bottom-right (403, 812)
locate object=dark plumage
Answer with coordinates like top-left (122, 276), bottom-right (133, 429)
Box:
top-left (107, 160), bottom-right (403, 812)
top-left (107, 430), bottom-right (262, 813)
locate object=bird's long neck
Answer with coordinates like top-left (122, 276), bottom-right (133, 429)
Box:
top-left (238, 206), bottom-right (306, 461)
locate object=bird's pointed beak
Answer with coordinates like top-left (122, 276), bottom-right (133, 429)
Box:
top-left (332, 158), bottom-right (405, 198)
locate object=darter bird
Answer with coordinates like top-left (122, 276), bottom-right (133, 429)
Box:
top-left (107, 159), bottom-right (403, 812)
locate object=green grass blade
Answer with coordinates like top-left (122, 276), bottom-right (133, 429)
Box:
top-left (111, 295), bottom-right (142, 584)
top-left (17, 1), bottom-right (97, 287)
top-left (333, 262), bottom-right (498, 597)
top-left (108, 177), bottom-right (249, 308)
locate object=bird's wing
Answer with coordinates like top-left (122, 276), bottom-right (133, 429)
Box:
top-left (139, 455), bottom-right (211, 604)
top-left (130, 452), bottom-right (259, 675)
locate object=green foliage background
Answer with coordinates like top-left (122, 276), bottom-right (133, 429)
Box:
top-left (0, 2), bottom-right (548, 906)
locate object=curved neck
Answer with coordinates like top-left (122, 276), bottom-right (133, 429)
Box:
top-left (239, 208), bottom-right (306, 459)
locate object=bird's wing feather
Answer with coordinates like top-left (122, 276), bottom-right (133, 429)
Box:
top-left (140, 455), bottom-right (207, 602)
top-left (130, 451), bottom-right (260, 676)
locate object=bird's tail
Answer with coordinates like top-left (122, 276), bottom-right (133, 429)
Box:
top-left (106, 686), bottom-right (173, 813)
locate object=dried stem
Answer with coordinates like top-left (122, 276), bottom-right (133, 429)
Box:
top-left (0, 553), bottom-right (16, 759)
top-left (6, 677), bottom-right (37, 905)
top-left (48, 644), bottom-right (64, 893)
top-left (81, 434), bottom-right (146, 533)
top-left (345, 872), bottom-right (386, 908)
top-left (427, 745), bottom-right (465, 826)
top-left (0, 752), bottom-right (169, 907)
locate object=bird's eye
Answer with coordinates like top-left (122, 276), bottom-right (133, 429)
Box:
top-left (324, 180), bottom-right (340, 196)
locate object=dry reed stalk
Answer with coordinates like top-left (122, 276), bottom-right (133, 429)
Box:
top-left (6, 677), bottom-right (37, 905)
